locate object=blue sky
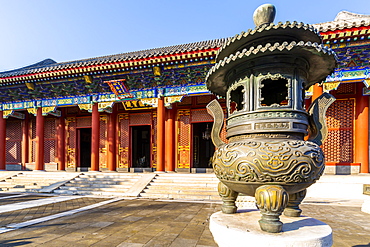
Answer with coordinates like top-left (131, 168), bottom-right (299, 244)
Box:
top-left (0, 0), bottom-right (369, 72)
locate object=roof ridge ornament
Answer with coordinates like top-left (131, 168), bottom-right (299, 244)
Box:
top-left (253, 3), bottom-right (276, 28)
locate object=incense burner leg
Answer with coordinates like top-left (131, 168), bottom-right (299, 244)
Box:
top-left (255, 185), bottom-right (288, 233)
top-left (284, 189), bottom-right (307, 217)
top-left (218, 182), bottom-right (239, 214)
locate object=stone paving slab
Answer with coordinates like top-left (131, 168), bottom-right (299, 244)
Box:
top-left (300, 204), bottom-right (370, 247)
top-left (0, 196), bottom-right (369, 246)
top-left (0, 196), bottom-right (108, 227)
top-left (0, 195), bottom-right (53, 206)
top-left (0, 198), bottom-right (219, 247)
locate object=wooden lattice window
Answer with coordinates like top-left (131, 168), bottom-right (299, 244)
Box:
top-left (77, 117), bottom-right (91, 127)
top-left (322, 99), bottom-right (354, 163)
top-left (336, 83), bottom-right (355, 95)
top-left (129, 113), bottom-right (152, 125)
top-left (191, 109), bottom-right (213, 123)
top-left (177, 96), bottom-right (192, 106)
top-left (196, 95), bottom-right (213, 105)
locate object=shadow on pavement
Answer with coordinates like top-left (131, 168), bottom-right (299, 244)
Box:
top-left (0, 237), bottom-right (38, 246)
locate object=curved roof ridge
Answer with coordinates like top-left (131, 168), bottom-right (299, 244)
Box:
top-left (0, 38), bottom-right (227, 78)
top-left (0, 58), bottom-right (57, 76)
top-left (313, 10), bottom-right (370, 32)
top-left (334, 10), bottom-right (370, 21)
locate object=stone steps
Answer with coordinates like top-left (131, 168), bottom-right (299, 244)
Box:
top-left (153, 178), bottom-right (219, 182)
top-left (139, 191), bottom-right (221, 201)
top-left (52, 189), bottom-right (132, 197)
top-left (142, 190), bottom-right (218, 197)
top-left (0, 172), bottom-right (80, 192)
top-left (61, 183), bottom-right (132, 188)
top-left (53, 173), bottom-right (146, 196)
top-left (58, 185), bottom-right (131, 192)
top-left (150, 180), bottom-right (218, 185)
top-left (146, 185), bottom-right (218, 191)
top-left (78, 174), bottom-right (142, 178)
top-left (0, 181), bottom-right (50, 186)
top-left (140, 173), bottom-right (221, 201)
top-left (71, 178), bottom-right (138, 183)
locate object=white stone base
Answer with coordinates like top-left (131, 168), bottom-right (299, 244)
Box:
top-left (362, 197), bottom-right (370, 214)
top-left (210, 210), bottom-right (332, 247)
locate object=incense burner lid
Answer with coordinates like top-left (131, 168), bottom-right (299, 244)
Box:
top-left (206, 4), bottom-right (337, 97)
top-left (206, 41), bottom-right (337, 96)
top-left (216, 22), bottom-right (322, 62)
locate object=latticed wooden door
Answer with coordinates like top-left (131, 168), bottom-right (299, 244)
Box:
top-left (152, 112), bottom-right (157, 169)
top-left (30, 117), bottom-right (36, 163)
top-left (177, 109), bottom-right (191, 168)
top-left (6, 120), bottom-right (22, 164)
top-left (129, 112), bottom-right (152, 168)
top-left (44, 118), bottom-right (56, 163)
top-left (99, 115), bottom-right (108, 169)
top-left (66, 117), bottom-right (77, 168)
top-left (117, 113), bottom-right (129, 168)
top-left (322, 99), bottom-right (355, 163)
top-left (30, 117), bottom-right (57, 164)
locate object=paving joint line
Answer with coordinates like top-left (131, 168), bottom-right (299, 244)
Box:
top-left (0, 194), bottom-right (28, 200)
top-left (0, 197), bottom-right (125, 234)
top-left (0, 195), bottom-right (81, 214)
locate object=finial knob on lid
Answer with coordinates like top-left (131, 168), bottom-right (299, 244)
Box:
top-left (253, 4), bottom-right (276, 27)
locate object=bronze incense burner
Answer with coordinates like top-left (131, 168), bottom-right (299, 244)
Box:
top-left (206, 4), bottom-right (337, 233)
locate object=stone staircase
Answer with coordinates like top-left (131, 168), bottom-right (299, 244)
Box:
top-left (3, 171), bottom-right (366, 205)
top-left (53, 173), bottom-right (155, 197)
top-left (0, 172), bottom-right (79, 192)
top-left (140, 173), bottom-right (221, 201)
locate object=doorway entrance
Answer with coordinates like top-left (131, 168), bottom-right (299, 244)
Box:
top-left (131, 125), bottom-right (151, 168)
top-left (192, 122), bottom-right (215, 168)
top-left (78, 128), bottom-right (91, 169)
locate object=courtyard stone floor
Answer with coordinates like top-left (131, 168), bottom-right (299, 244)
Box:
top-left (0, 193), bottom-right (369, 247)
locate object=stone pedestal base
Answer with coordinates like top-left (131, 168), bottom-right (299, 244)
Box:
top-left (362, 197), bottom-right (370, 214)
top-left (210, 210), bottom-right (332, 247)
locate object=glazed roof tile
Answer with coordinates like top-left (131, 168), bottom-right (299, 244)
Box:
top-left (0, 38), bottom-right (227, 78)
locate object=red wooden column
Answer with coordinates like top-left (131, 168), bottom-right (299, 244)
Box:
top-left (107, 104), bottom-right (117, 171)
top-left (35, 107), bottom-right (45, 170)
top-left (0, 111), bottom-right (6, 170)
top-left (22, 112), bottom-right (29, 170)
top-left (56, 109), bottom-right (66, 170)
top-left (91, 103), bottom-right (100, 171)
top-left (165, 107), bottom-right (176, 172)
top-left (157, 97), bottom-right (165, 172)
top-left (355, 83), bottom-right (369, 173)
top-left (312, 84), bottom-right (323, 102)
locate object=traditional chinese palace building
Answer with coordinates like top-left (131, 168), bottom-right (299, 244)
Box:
top-left (0, 11), bottom-right (369, 174)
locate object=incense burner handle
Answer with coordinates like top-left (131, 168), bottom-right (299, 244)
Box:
top-left (307, 92), bottom-right (336, 145)
top-left (206, 99), bottom-right (226, 147)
